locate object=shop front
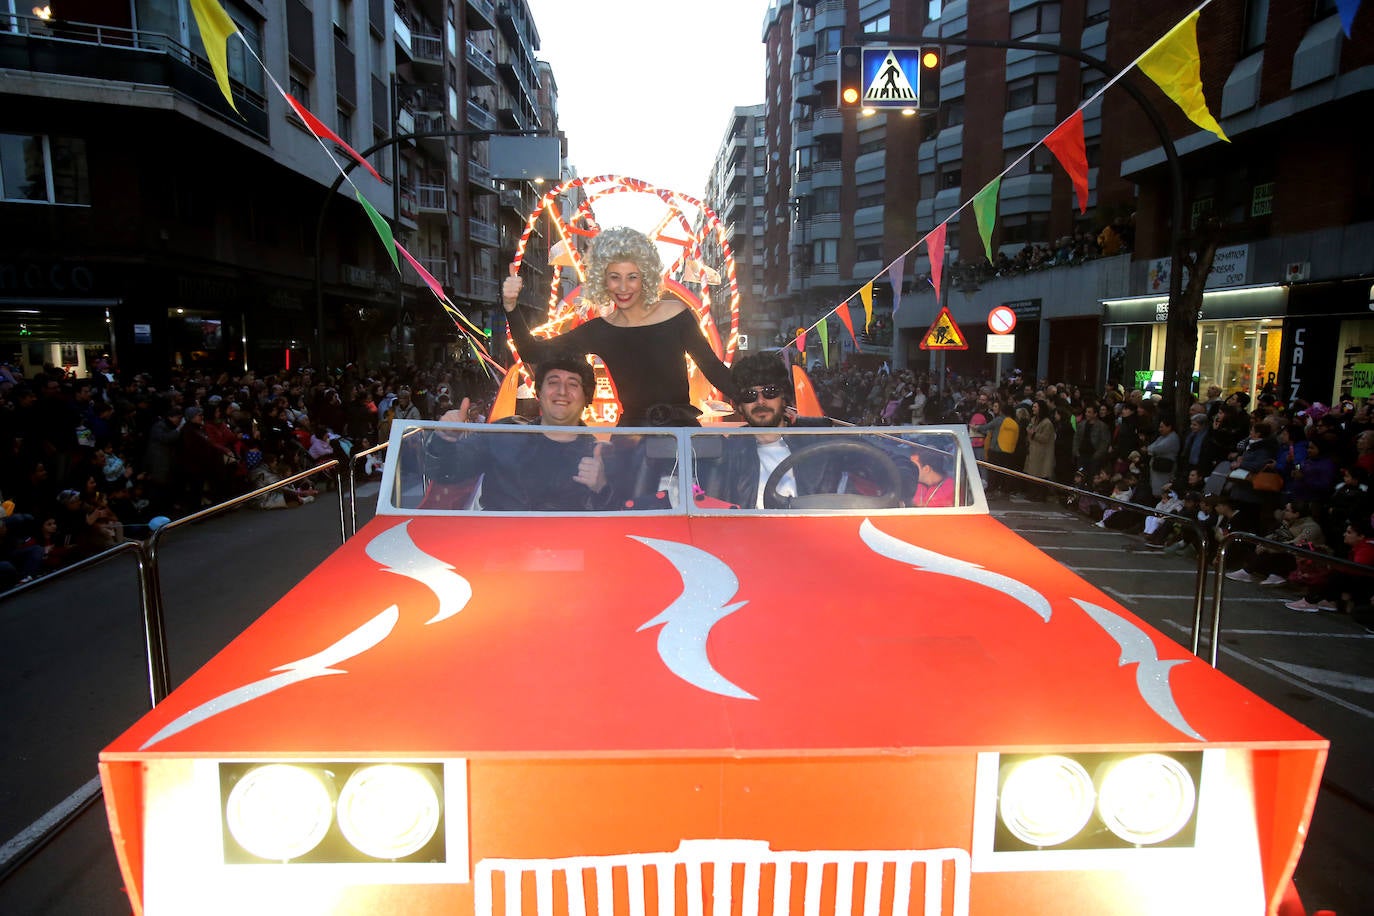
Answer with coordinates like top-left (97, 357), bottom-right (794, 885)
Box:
top-left (1280, 279), bottom-right (1374, 405)
top-left (1101, 285), bottom-right (1288, 402)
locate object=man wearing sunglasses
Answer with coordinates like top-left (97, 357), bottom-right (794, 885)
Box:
top-left (709, 353), bottom-right (833, 509)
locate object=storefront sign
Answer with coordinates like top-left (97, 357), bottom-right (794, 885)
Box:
top-left (1002, 298), bottom-right (1041, 320)
top-left (1145, 245), bottom-right (1250, 294)
top-left (1352, 364), bottom-right (1374, 400)
top-left (133, 324), bottom-right (152, 344)
top-left (1277, 318), bottom-right (1341, 404)
top-left (986, 334), bottom-right (1015, 353)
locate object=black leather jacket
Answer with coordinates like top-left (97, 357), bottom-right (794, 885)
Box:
top-left (707, 420), bottom-right (835, 509)
top-left (424, 421), bottom-right (617, 511)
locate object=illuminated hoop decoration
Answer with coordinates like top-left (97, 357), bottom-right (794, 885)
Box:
top-left (507, 175), bottom-right (742, 425)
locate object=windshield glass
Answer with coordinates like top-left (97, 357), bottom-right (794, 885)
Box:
top-left (377, 422), bottom-right (983, 516)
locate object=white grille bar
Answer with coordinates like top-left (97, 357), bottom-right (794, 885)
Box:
top-left (475, 839), bottom-right (970, 916)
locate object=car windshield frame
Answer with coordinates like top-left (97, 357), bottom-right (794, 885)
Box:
top-left (375, 421), bottom-right (987, 517)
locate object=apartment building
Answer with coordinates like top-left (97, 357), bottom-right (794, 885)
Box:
top-left (0, 0), bottom-right (559, 377)
top-left (759, 0), bottom-right (1372, 403)
top-left (703, 104), bottom-right (769, 351)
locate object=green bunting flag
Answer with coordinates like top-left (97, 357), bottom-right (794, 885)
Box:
top-left (355, 189), bottom-right (399, 271)
top-left (817, 319), bottom-right (829, 367)
top-left (972, 177), bottom-right (1001, 264)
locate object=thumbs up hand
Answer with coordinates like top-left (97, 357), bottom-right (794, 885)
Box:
top-left (575, 442), bottom-right (610, 493)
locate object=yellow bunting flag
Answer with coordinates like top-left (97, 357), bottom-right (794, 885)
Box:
top-left (189, 0), bottom-right (240, 113)
top-left (1137, 10), bottom-right (1228, 142)
top-left (859, 282), bottom-right (874, 331)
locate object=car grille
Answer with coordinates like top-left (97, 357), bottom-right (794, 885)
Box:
top-left (475, 839), bottom-right (970, 916)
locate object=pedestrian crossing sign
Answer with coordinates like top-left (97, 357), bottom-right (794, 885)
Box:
top-left (863, 49), bottom-right (918, 105)
top-left (919, 307), bottom-right (968, 350)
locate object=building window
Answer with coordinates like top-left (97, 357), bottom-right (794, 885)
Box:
top-left (813, 239), bottom-right (838, 265)
top-left (814, 27), bottom-right (842, 57)
top-left (928, 1), bottom-right (943, 23)
top-left (920, 173), bottom-right (935, 196)
top-left (1007, 74), bottom-right (1056, 109)
top-left (856, 243), bottom-right (883, 262)
top-left (332, 0), bottom-right (351, 40)
top-left (1243, 0), bottom-right (1269, 52)
top-left (1003, 146), bottom-right (1054, 176)
top-left (813, 187), bottom-right (839, 213)
top-left (943, 99), bottom-right (965, 127)
top-left (224, 5), bottom-right (264, 95)
top-left (1085, 0), bottom-right (1109, 25)
top-left (1010, 2), bottom-right (1061, 39)
top-left (289, 69), bottom-right (311, 108)
top-left (336, 105), bottom-right (353, 145)
top-left (939, 165), bottom-right (961, 190)
top-left (862, 14), bottom-right (890, 34)
top-left (1000, 213), bottom-right (1050, 245)
top-left (0, 134), bottom-right (90, 205)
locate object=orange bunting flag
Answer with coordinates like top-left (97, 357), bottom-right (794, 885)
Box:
top-left (836, 302), bottom-right (858, 346)
top-left (189, 0), bottom-right (240, 113)
top-left (859, 281), bottom-right (874, 331)
top-left (285, 94), bottom-right (383, 182)
top-left (1137, 10), bottom-right (1229, 142)
top-left (1044, 110), bottom-right (1091, 214)
top-left (791, 364), bottom-right (825, 417)
top-left (927, 222), bottom-right (947, 302)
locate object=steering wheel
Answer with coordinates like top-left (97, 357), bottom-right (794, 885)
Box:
top-left (762, 440), bottom-right (904, 510)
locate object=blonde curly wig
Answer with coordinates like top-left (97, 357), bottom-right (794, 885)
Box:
top-left (581, 226), bottom-right (664, 308)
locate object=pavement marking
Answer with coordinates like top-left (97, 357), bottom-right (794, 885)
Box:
top-left (1264, 660), bottom-right (1374, 694)
top-left (1221, 628), bottom-right (1374, 639)
top-left (0, 774), bottom-right (102, 870)
top-left (1069, 567), bottom-right (1196, 574)
top-left (1156, 620), bottom-right (1374, 720)
top-left (1104, 588), bottom-right (1275, 603)
top-left (1040, 545), bottom-right (1139, 552)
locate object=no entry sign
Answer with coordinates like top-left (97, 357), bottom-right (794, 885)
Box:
top-left (988, 306), bottom-right (1017, 335)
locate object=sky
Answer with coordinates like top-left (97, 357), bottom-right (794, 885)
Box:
top-left (523, 0), bottom-right (771, 200)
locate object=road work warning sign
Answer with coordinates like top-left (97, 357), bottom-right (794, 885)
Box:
top-left (919, 307), bottom-right (968, 350)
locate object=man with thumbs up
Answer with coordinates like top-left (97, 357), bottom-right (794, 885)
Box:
top-left (429, 353), bottom-right (618, 511)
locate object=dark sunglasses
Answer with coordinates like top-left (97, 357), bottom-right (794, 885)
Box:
top-left (738, 385), bottom-right (784, 404)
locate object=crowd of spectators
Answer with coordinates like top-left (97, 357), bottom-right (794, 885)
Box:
top-left (0, 359), bottom-right (497, 589)
top-left (914, 216), bottom-right (1133, 292)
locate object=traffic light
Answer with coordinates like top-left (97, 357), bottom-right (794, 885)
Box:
top-left (918, 46), bottom-right (941, 110)
top-left (839, 46), bottom-right (864, 109)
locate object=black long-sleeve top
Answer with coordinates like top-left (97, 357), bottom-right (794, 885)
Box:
top-left (507, 306), bottom-right (736, 424)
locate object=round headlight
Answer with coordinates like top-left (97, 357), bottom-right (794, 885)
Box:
top-left (999, 755), bottom-right (1096, 847)
top-left (225, 764), bottom-right (335, 861)
top-left (336, 765), bottom-right (443, 859)
top-left (1097, 753), bottom-right (1197, 845)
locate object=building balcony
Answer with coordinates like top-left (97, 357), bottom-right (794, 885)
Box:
top-left (396, 106), bottom-right (415, 137)
top-left (411, 31), bottom-right (442, 66)
top-left (466, 99), bottom-right (497, 131)
top-left (468, 158), bottom-right (495, 193)
top-left (812, 108), bottom-right (843, 137)
top-left (471, 276), bottom-right (500, 300)
top-left (415, 110), bottom-right (447, 135)
top-left (399, 187), bottom-right (418, 222)
top-left (0, 12), bottom-right (268, 138)
top-left (465, 39), bottom-right (497, 85)
top-left (469, 217), bottom-right (499, 247)
top-left (417, 256), bottom-right (447, 285)
top-left (466, 0), bottom-right (497, 30)
top-left (498, 188), bottom-right (524, 211)
top-left (417, 183), bottom-right (447, 212)
top-left (393, 8), bottom-right (412, 57)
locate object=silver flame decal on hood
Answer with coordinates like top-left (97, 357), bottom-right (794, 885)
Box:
top-left (858, 518), bottom-right (1052, 622)
top-left (1072, 598), bottom-right (1204, 741)
top-left (140, 606), bottom-right (399, 749)
top-left (365, 519), bottom-right (473, 624)
top-left (632, 536), bottom-right (756, 701)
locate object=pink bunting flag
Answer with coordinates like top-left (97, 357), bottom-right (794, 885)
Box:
top-left (1044, 111), bottom-right (1090, 214)
top-left (926, 223), bottom-right (947, 302)
top-left (396, 242), bottom-right (449, 304)
top-left (836, 302), bottom-right (858, 346)
top-left (887, 255), bottom-right (907, 320)
top-left (285, 93), bottom-right (383, 183)
top-left (796, 327), bottom-right (807, 354)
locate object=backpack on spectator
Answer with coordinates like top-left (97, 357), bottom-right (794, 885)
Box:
top-left (995, 415), bottom-right (1020, 454)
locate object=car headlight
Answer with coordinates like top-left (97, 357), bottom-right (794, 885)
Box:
top-left (998, 755), bottom-right (1096, 847)
top-left (337, 764), bottom-right (443, 859)
top-left (1096, 752), bottom-right (1198, 845)
top-left (224, 763), bottom-right (336, 861)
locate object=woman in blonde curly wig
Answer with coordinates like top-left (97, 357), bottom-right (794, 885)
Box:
top-left (503, 226), bottom-right (735, 425)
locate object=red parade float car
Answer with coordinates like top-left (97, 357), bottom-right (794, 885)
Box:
top-left (101, 421), bottom-right (1327, 915)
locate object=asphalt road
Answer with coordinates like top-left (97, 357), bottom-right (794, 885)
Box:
top-left (0, 490), bottom-right (1368, 914)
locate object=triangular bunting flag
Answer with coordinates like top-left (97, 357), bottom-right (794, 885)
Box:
top-left (1336, 0), bottom-right (1361, 37)
top-left (836, 302), bottom-right (858, 346)
top-left (189, 0), bottom-right (240, 113)
top-left (887, 257), bottom-right (906, 320)
top-left (285, 94), bottom-right (383, 182)
top-left (817, 319), bottom-right (829, 368)
top-left (549, 239), bottom-right (577, 267)
top-left (796, 327), bottom-right (807, 354)
top-left (1044, 110), bottom-right (1090, 214)
top-left (396, 242), bottom-right (449, 303)
top-left (972, 177), bottom-right (1001, 264)
top-left (1137, 10), bottom-right (1229, 142)
top-left (859, 282), bottom-right (874, 331)
top-left (791, 364), bottom-right (824, 416)
top-left (927, 223), bottom-right (947, 302)
top-left (355, 189), bottom-right (399, 271)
